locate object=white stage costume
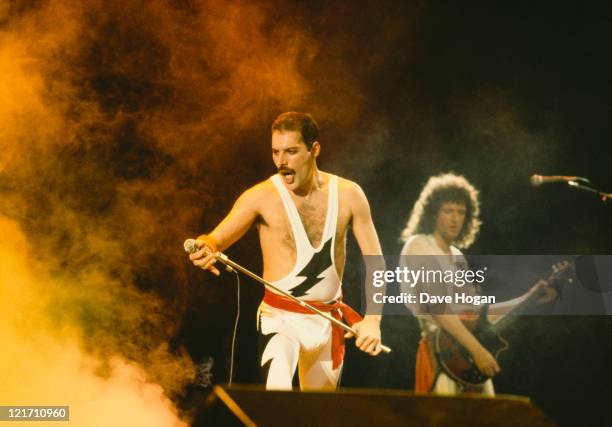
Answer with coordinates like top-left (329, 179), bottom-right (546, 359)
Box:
top-left (258, 174), bottom-right (352, 390)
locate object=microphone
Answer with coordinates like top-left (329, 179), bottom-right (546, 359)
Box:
top-left (183, 238), bottom-right (198, 254)
top-left (530, 174), bottom-right (588, 187)
top-left (184, 238), bottom-right (234, 272)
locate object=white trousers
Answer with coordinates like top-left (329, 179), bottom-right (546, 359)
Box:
top-left (433, 371), bottom-right (495, 396)
top-left (257, 303), bottom-right (341, 390)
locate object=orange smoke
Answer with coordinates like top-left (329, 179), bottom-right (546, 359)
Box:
top-left (0, 0), bottom-right (379, 422)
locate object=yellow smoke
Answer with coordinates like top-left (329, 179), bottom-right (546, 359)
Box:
top-left (0, 217), bottom-right (186, 426)
top-left (0, 0), bottom-right (370, 422)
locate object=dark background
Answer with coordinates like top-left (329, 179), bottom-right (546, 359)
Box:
top-left (185, 3), bottom-right (612, 426)
top-left (2, 1), bottom-right (611, 426)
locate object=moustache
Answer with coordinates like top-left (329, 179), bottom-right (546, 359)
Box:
top-left (278, 168), bottom-right (295, 174)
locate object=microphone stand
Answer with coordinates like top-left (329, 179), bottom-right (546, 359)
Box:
top-left (567, 180), bottom-right (612, 204)
top-left (185, 240), bottom-right (391, 354)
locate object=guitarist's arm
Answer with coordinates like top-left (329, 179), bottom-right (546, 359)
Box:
top-left (487, 261), bottom-right (568, 319)
top-left (486, 278), bottom-right (559, 318)
top-left (433, 314), bottom-right (501, 378)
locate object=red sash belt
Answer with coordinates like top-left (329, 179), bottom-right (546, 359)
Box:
top-left (263, 289), bottom-right (362, 369)
top-left (415, 314), bottom-right (478, 393)
top-left (415, 337), bottom-right (434, 392)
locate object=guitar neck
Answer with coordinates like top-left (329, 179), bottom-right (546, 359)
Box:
top-left (490, 286), bottom-right (546, 331)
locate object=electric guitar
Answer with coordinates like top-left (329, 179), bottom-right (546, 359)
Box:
top-left (433, 261), bottom-right (574, 386)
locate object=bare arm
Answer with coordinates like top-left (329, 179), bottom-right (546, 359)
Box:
top-left (487, 278), bottom-right (558, 318)
top-left (350, 183), bottom-right (383, 257)
top-left (346, 182), bottom-right (384, 355)
top-left (190, 185), bottom-right (262, 274)
top-left (206, 186), bottom-right (262, 251)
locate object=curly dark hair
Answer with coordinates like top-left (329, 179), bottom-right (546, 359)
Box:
top-left (400, 173), bottom-right (481, 249)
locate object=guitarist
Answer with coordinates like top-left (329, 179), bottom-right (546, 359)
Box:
top-left (399, 173), bottom-right (557, 395)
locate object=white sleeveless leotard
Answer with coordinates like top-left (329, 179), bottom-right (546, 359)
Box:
top-left (269, 174), bottom-right (341, 302)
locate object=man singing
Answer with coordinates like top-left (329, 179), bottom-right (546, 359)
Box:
top-left (189, 112), bottom-right (383, 390)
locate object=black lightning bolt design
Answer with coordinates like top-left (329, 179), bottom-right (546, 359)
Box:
top-left (288, 237), bottom-right (334, 297)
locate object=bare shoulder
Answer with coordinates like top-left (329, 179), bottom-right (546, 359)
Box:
top-left (336, 176), bottom-right (367, 201)
top-left (335, 176), bottom-right (372, 221)
top-left (237, 178), bottom-right (277, 209)
top-left (401, 234), bottom-right (432, 255)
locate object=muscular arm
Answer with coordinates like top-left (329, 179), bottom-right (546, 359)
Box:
top-left (206, 187), bottom-right (261, 251)
top-left (345, 182), bottom-right (384, 355)
top-left (190, 185), bottom-right (262, 274)
top-left (350, 183), bottom-right (383, 257)
top-left (350, 182), bottom-right (385, 316)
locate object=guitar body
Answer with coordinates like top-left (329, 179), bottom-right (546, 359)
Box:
top-left (432, 261), bottom-right (572, 387)
top-left (433, 307), bottom-right (510, 386)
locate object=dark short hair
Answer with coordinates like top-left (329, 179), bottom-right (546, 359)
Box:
top-left (271, 112), bottom-right (319, 150)
top-left (401, 173), bottom-right (481, 249)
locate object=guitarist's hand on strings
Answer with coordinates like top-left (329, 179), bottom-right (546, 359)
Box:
top-left (471, 346), bottom-right (501, 378)
top-left (531, 279), bottom-right (558, 304)
top-left (531, 261), bottom-right (569, 304)
top-left (189, 235), bottom-right (221, 276)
